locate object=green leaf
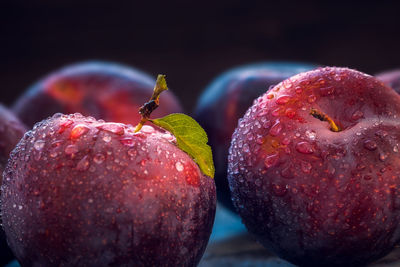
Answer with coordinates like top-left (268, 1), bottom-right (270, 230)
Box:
top-left (150, 113), bottom-right (215, 178)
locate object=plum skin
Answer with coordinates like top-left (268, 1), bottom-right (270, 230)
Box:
top-left (1, 113), bottom-right (216, 267)
top-left (12, 61), bottom-right (183, 127)
top-left (376, 69), bottom-right (400, 94)
top-left (0, 104), bottom-right (27, 266)
top-left (194, 62), bottom-right (316, 211)
top-left (228, 67), bottom-right (400, 266)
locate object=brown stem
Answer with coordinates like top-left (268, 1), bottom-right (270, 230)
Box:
top-left (134, 74), bottom-right (168, 132)
top-left (310, 108), bottom-right (341, 132)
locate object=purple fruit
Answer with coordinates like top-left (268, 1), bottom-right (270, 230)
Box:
top-left (194, 62), bottom-right (316, 211)
top-left (0, 104), bottom-right (26, 266)
top-left (376, 69), bottom-right (400, 94)
top-left (1, 113), bottom-right (215, 266)
top-left (13, 61), bottom-right (183, 127)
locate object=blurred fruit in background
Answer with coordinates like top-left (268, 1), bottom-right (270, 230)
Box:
top-left (0, 104), bottom-right (27, 266)
top-left (194, 62), bottom-right (316, 211)
top-left (376, 69), bottom-right (400, 94)
top-left (12, 61), bottom-right (183, 128)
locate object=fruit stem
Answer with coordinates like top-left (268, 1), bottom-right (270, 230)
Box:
top-left (310, 108), bottom-right (341, 132)
top-left (134, 74), bottom-right (168, 132)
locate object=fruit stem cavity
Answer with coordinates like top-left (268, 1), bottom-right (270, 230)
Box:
top-left (310, 108), bottom-right (341, 132)
top-left (134, 74), bottom-right (168, 132)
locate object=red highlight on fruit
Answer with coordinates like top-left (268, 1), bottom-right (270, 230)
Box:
top-left (12, 61), bottom-right (183, 127)
top-left (2, 75), bottom-right (215, 266)
top-left (228, 67), bottom-right (400, 266)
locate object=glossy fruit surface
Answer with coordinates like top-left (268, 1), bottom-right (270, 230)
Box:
top-left (194, 62), bottom-right (316, 211)
top-left (228, 67), bottom-right (400, 266)
top-left (12, 62), bottom-right (183, 127)
top-left (1, 113), bottom-right (215, 266)
top-left (376, 69), bottom-right (400, 94)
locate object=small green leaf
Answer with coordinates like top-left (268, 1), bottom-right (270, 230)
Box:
top-left (150, 113), bottom-right (215, 178)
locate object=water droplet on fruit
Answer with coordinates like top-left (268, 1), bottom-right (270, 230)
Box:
top-left (272, 184), bottom-right (288, 196)
top-left (308, 95), bottom-right (316, 103)
top-left (276, 95), bottom-right (291, 105)
top-left (119, 137), bottom-right (135, 147)
top-left (301, 161), bottom-right (312, 173)
top-left (70, 124), bottom-right (90, 139)
top-left (264, 153), bottom-right (278, 168)
top-left (379, 152), bottom-right (389, 162)
top-left (296, 141), bottom-right (314, 154)
top-left (33, 140), bottom-right (45, 151)
top-left (305, 130), bottom-right (316, 140)
top-left (88, 198), bottom-right (94, 204)
top-left (270, 121), bottom-right (282, 136)
top-left (102, 134), bottom-right (112, 143)
top-left (93, 153), bottom-right (105, 164)
top-left (175, 161), bottom-right (184, 172)
top-left (243, 143), bottom-right (250, 153)
top-left (65, 144), bottom-right (79, 155)
top-left (285, 108), bottom-right (296, 118)
top-left (363, 140), bottom-right (377, 151)
top-left (141, 125), bottom-right (155, 133)
top-left (76, 155), bottom-right (90, 171)
top-left (295, 86), bottom-right (302, 94)
top-left (58, 119), bottom-right (73, 134)
top-left (97, 123), bottom-right (124, 135)
top-left (320, 86), bottom-right (334, 96)
top-left (272, 108), bottom-right (281, 117)
top-left (394, 145), bottom-right (399, 153)
top-left (351, 110), bottom-right (364, 121)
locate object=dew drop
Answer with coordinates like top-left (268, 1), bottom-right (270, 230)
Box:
top-left (141, 125), bottom-right (155, 134)
top-left (98, 123), bottom-right (124, 135)
top-left (305, 130), bottom-right (316, 140)
top-left (285, 108), bottom-right (296, 119)
top-left (394, 145), bottom-right (399, 153)
top-left (102, 134), bottom-right (112, 143)
top-left (379, 152), bottom-right (388, 162)
top-left (127, 148), bottom-right (137, 157)
top-left (296, 141), bottom-right (314, 154)
top-left (351, 110), bottom-right (364, 121)
top-left (58, 119), bottom-right (73, 134)
top-left (70, 124), bottom-right (90, 139)
top-left (93, 154), bottom-right (105, 164)
top-left (120, 137), bottom-right (135, 147)
top-left (176, 161), bottom-right (184, 172)
top-left (65, 144), bottom-right (79, 155)
top-left (363, 140), bottom-right (377, 151)
top-left (34, 140), bottom-right (45, 151)
top-left (276, 95), bottom-right (291, 105)
top-left (308, 95), bottom-right (316, 103)
top-left (301, 161), bottom-right (312, 173)
top-left (264, 153), bottom-right (278, 168)
top-left (76, 155), bottom-right (90, 171)
top-left (270, 121), bottom-right (283, 136)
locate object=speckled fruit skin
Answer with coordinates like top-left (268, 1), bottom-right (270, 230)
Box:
top-left (228, 67), bottom-right (400, 266)
top-left (0, 104), bottom-right (27, 266)
top-left (194, 62), bottom-right (316, 212)
top-left (12, 62), bottom-right (183, 127)
top-left (1, 113), bottom-right (216, 267)
top-left (376, 69), bottom-right (400, 94)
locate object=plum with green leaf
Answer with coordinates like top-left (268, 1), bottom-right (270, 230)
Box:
top-left (1, 75), bottom-right (216, 266)
top-left (194, 62), bottom-right (316, 211)
top-left (228, 67), bottom-right (400, 266)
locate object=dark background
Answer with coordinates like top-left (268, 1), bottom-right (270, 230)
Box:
top-left (1, 1), bottom-right (400, 113)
